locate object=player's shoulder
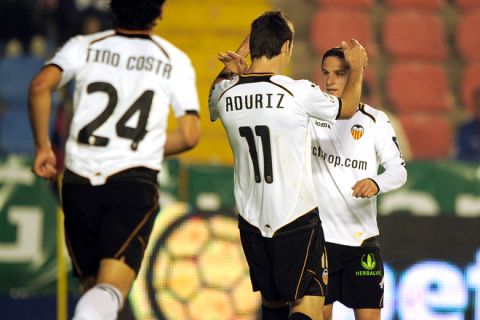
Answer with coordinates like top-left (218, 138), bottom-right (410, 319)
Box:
top-left (150, 34), bottom-right (191, 63)
top-left (358, 103), bottom-right (390, 124)
top-left (59, 30), bottom-right (114, 49)
top-left (80, 30), bottom-right (116, 44)
top-left (271, 75), bottom-right (314, 88)
top-left (271, 75), bottom-right (325, 97)
top-left (211, 77), bottom-right (240, 97)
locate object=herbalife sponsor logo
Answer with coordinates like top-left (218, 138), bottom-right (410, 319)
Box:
top-left (355, 253), bottom-right (382, 276)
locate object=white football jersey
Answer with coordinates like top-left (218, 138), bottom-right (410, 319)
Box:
top-left (48, 30), bottom-right (199, 185)
top-left (310, 104), bottom-right (407, 246)
top-left (209, 73), bottom-right (340, 237)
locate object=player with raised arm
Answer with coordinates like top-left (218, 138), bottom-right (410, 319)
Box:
top-left (209, 11), bottom-right (367, 320)
top-left (311, 47), bottom-right (407, 320)
top-left (28, 0), bottom-right (200, 319)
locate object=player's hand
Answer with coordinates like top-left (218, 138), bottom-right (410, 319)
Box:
top-left (218, 51), bottom-right (248, 75)
top-left (32, 146), bottom-right (57, 181)
top-left (235, 35), bottom-right (250, 58)
top-left (341, 39), bottom-right (368, 71)
top-left (352, 178), bottom-right (378, 198)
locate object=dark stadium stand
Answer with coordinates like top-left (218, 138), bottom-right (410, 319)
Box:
top-left (0, 54), bottom-right (44, 155)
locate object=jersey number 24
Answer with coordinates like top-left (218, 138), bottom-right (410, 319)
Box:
top-left (77, 81), bottom-right (153, 151)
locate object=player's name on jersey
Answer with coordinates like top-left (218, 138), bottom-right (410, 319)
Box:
top-left (86, 48), bottom-right (172, 78)
top-left (225, 93), bottom-right (286, 112)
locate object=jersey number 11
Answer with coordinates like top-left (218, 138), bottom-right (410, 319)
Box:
top-left (239, 125), bottom-right (273, 184)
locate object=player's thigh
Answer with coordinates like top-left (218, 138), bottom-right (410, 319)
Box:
top-left (273, 209), bottom-right (328, 301)
top-left (342, 246), bottom-right (384, 309)
top-left (238, 215), bottom-right (282, 302)
top-left (291, 295), bottom-right (325, 320)
top-left (354, 308), bottom-right (381, 320)
top-left (99, 181), bottom-right (159, 274)
top-left (324, 242), bottom-right (348, 306)
top-left (61, 183), bottom-right (102, 277)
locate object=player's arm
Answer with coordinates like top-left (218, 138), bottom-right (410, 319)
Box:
top-left (164, 112), bottom-right (200, 157)
top-left (28, 65), bottom-right (62, 180)
top-left (210, 36), bottom-right (249, 89)
top-left (337, 39), bottom-right (368, 119)
top-left (352, 114), bottom-right (407, 198)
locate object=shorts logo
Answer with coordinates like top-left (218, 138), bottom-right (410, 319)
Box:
top-left (322, 269), bottom-right (328, 285)
top-left (361, 253), bottom-right (376, 270)
top-left (355, 253), bottom-right (382, 277)
top-left (351, 124), bottom-right (364, 140)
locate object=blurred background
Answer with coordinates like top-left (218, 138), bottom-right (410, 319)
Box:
top-left (0, 0), bottom-right (479, 319)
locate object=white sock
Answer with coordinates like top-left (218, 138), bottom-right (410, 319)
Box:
top-left (72, 283), bottom-right (123, 320)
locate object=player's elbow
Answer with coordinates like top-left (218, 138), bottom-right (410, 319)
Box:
top-left (183, 125), bottom-right (200, 150)
top-left (29, 76), bottom-right (49, 97)
top-left (29, 67), bottom-right (60, 97)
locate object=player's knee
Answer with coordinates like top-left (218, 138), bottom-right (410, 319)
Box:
top-left (262, 304), bottom-right (289, 320)
top-left (289, 312), bottom-right (312, 320)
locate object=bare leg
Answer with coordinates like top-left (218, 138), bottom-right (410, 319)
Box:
top-left (96, 258), bottom-right (136, 299)
top-left (354, 308), bottom-right (381, 320)
top-left (290, 295), bottom-right (324, 320)
top-left (323, 303), bottom-right (333, 320)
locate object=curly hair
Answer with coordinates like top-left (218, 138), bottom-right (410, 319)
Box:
top-left (110, 0), bottom-right (166, 30)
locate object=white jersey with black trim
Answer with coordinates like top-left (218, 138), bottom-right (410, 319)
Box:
top-left (48, 30), bottom-right (199, 185)
top-left (310, 103), bottom-right (407, 246)
top-left (209, 73), bottom-right (341, 237)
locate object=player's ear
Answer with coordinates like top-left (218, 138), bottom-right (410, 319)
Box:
top-left (281, 40), bottom-right (292, 56)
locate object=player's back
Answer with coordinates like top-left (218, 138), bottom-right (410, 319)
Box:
top-left (210, 73), bottom-right (339, 237)
top-left (50, 30), bottom-right (197, 184)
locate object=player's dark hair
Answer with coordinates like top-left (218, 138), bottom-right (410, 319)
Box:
top-left (250, 10), bottom-right (294, 60)
top-left (110, 0), bottom-right (165, 30)
top-left (322, 47), bottom-right (345, 64)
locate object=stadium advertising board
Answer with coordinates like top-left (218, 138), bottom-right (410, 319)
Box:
top-left (130, 207), bottom-right (480, 320)
top-left (0, 156), bottom-right (58, 295)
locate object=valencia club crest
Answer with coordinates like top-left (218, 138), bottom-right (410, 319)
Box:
top-left (351, 124), bottom-right (364, 140)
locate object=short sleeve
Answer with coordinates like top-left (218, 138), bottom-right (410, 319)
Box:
top-left (46, 35), bottom-right (84, 88)
top-left (208, 77), bottom-right (238, 122)
top-left (170, 56), bottom-right (200, 118)
top-left (297, 81), bottom-right (340, 123)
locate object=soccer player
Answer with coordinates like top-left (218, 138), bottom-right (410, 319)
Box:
top-left (28, 0), bottom-right (200, 319)
top-left (310, 47), bottom-right (407, 320)
top-left (209, 11), bottom-right (367, 320)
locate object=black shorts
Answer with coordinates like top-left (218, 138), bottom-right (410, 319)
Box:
top-left (239, 209), bottom-right (328, 302)
top-left (61, 168), bottom-right (159, 277)
top-left (324, 239), bottom-right (384, 308)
